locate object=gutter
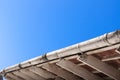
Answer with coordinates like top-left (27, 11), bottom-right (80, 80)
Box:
top-left (1, 30), bottom-right (120, 77)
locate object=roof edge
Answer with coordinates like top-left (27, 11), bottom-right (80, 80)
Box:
top-left (1, 30), bottom-right (120, 76)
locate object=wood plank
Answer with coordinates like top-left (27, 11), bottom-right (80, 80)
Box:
top-left (56, 59), bottom-right (103, 80)
top-left (41, 63), bottom-right (82, 80)
top-left (20, 69), bottom-right (45, 80)
top-left (6, 73), bottom-right (24, 80)
top-left (77, 55), bottom-right (120, 80)
top-left (29, 66), bottom-right (60, 79)
top-left (14, 71), bottom-right (35, 80)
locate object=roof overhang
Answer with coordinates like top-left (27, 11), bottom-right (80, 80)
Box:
top-left (1, 30), bottom-right (120, 80)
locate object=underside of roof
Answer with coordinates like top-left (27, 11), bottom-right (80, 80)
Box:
top-left (1, 30), bottom-right (120, 80)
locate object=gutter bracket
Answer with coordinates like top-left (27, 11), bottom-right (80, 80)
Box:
top-left (77, 44), bottom-right (88, 61)
top-left (103, 33), bottom-right (112, 46)
top-left (42, 54), bottom-right (48, 61)
top-left (77, 53), bottom-right (88, 61)
top-left (18, 64), bottom-right (23, 69)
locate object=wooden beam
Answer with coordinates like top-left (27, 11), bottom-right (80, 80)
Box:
top-left (6, 73), bottom-right (24, 80)
top-left (92, 70), bottom-right (100, 74)
top-left (77, 55), bottom-right (120, 80)
top-left (29, 66), bottom-right (63, 80)
top-left (56, 59), bottom-right (103, 80)
top-left (20, 69), bottom-right (45, 80)
top-left (102, 54), bottom-right (120, 61)
top-left (41, 63), bottom-right (82, 80)
top-left (55, 77), bottom-right (65, 80)
top-left (29, 66), bottom-right (55, 79)
top-left (13, 71), bottom-right (35, 80)
top-left (5, 76), bottom-right (15, 80)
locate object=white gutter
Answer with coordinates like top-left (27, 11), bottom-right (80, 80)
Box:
top-left (1, 30), bottom-right (120, 76)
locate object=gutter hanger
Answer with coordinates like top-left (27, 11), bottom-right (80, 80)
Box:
top-left (1, 30), bottom-right (120, 76)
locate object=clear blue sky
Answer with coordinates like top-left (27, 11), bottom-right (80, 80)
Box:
top-left (0, 0), bottom-right (119, 71)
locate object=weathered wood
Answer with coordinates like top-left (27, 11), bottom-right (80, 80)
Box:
top-left (78, 55), bottom-right (120, 80)
top-left (56, 59), bottom-right (103, 80)
top-left (41, 63), bottom-right (81, 80)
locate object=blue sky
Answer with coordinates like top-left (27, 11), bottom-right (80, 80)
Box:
top-left (0, 0), bottom-right (120, 72)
